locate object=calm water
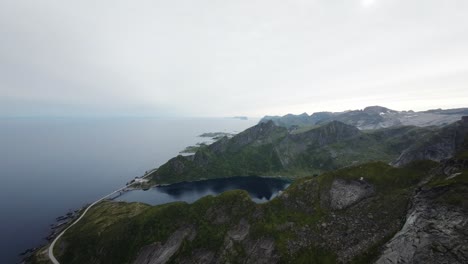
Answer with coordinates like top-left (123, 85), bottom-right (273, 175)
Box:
top-left (117, 176), bottom-right (290, 205)
top-left (0, 117), bottom-right (259, 263)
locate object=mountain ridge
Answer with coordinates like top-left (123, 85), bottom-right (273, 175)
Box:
top-left (149, 117), bottom-right (467, 184)
top-left (260, 106), bottom-right (468, 130)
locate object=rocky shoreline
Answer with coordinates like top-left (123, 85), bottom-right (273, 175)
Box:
top-left (19, 170), bottom-right (158, 262)
top-left (19, 208), bottom-right (83, 260)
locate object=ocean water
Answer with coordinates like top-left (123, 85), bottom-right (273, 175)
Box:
top-left (116, 176), bottom-right (290, 205)
top-left (0, 117), bottom-right (259, 263)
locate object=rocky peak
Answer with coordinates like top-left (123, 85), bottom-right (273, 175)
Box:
top-left (240, 120), bottom-right (279, 137)
top-left (291, 121), bottom-right (361, 147)
top-left (363, 105), bottom-right (395, 114)
top-left (316, 121), bottom-right (361, 137)
top-left (226, 120), bottom-right (287, 150)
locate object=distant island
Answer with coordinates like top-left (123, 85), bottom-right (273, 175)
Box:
top-left (231, 116), bottom-right (248, 120)
top-left (199, 132), bottom-right (236, 139)
top-left (179, 143), bottom-right (208, 154)
top-left (179, 132), bottom-right (237, 154)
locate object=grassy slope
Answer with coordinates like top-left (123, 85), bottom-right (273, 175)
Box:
top-left (36, 161), bottom-right (446, 264)
top-left (152, 124), bottom-right (437, 184)
top-left (153, 126), bottom-right (288, 184)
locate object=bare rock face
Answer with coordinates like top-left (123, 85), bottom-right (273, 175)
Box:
top-left (227, 218), bottom-right (250, 241)
top-left (375, 185), bottom-right (468, 264)
top-left (329, 179), bottom-right (375, 210)
top-left (133, 227), bottom-right (196, 264)
top-left (218, 219), bottom-right (280, 264)
top-left (243, 238), bottom-right (278, 264)
top-left (392, 120), bottom-right (468, 167)
top-left (392, 141), bottom-right (457, 167)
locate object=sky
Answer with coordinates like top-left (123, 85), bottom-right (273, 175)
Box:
top-left (1, 0), bottom-right (468, 118)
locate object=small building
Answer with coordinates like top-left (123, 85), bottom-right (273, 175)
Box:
top-left (134, 178), bottom-right (149, 183)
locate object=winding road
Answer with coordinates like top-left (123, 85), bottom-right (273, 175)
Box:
top-left (48, 170), bottom-right (155, 264)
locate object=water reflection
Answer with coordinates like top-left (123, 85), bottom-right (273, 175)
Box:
top-left (117, 176), bottom-right (290, 205)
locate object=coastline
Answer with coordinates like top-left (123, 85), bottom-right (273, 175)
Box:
top-left (23, 169), bottom-right (292, 263)
top-left (7, 118), bottom-right (261, 264)
top-left (21, 169), bottom-right (157, 263)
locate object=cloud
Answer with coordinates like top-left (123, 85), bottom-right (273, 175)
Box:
top-left (361, 0), bottom-right (376, 8)
top-left (0, 0), bottom-right (467, 117)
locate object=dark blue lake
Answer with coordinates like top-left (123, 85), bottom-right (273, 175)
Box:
top-left (116, 176), bottom-right (290, 205)
top-left (0, 117), bottom-right (259, 263)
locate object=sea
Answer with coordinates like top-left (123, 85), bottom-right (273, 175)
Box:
top-left (0, 116), bottom-right (291, 263)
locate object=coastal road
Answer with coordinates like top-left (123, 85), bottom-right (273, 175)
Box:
top-left (47, 171), bottom-right (155, 264)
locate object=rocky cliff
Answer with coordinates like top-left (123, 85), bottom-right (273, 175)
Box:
top-left (392, 119), bottom-right (468, 167)
top-left (375, 184), bottom-right (468, 264)
top-left (376, 158), bottom-right (468, 264)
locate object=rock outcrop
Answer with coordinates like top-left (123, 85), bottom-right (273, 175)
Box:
top-left (375, 185), bottom-right (468, 264)
top-left (133, 227), bottom-right (196, 264)
top-left (329, 178), bottom-right (375, 210)
top-left (392, 119), bottom-right (468, 167)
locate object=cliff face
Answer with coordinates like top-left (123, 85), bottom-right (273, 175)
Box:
top-left (392, 120), bottom-right (468, 167)
top-left (376, 184), bottom-right (468, 264)
top-left (288, 120), bottom-right (361, 147)
top-left (376, 156), bottom-right (468, 264)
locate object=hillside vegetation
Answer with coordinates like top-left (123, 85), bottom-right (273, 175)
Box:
top-left (30, 160), bottom-right (468, 264)
top-left (27, 116), bottom-right (468, 264)
top-left (149, 119), bottom-right (467, 184)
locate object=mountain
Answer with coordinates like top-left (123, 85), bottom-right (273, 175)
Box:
top-left (28, 159), bottom-right (468, 264)
top-left (261, 112), bottom-right (317, 128)
top-left (260, 106), bottom-right (468, 130)
top-left (149, 118), bottom-right (468, 184)
top-left (392, 118), bottom-right (468, 167)
top-left (151, 121), bottom-right (288, 184)
top-left (26, 114), bottom-right (468, 264)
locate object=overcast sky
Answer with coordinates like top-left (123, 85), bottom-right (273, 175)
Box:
top-left (1, 0), bottom-right (467, 117)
